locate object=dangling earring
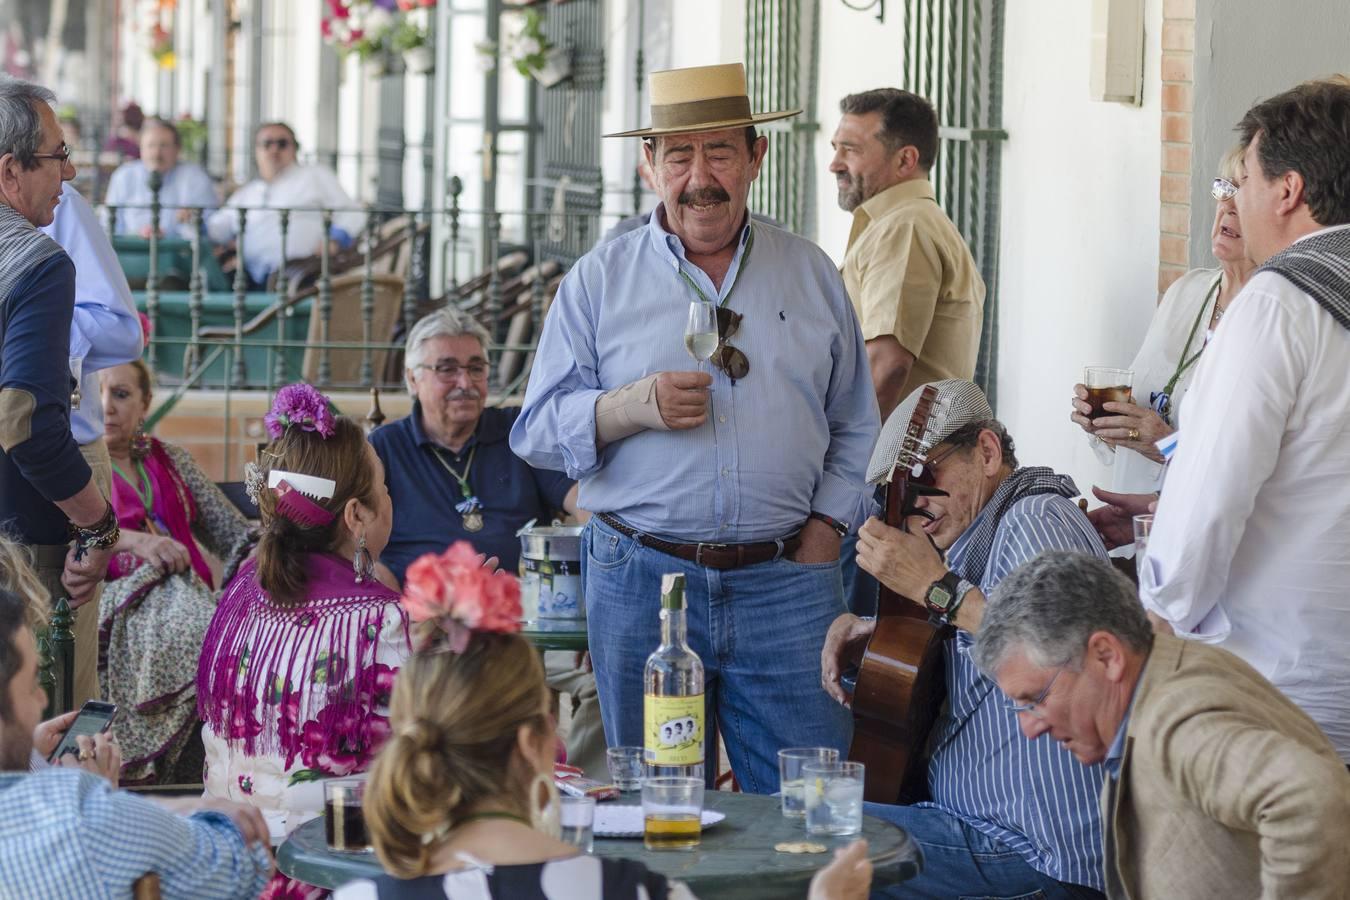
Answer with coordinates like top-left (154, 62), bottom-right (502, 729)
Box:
top-left (352, 534), bottom-right (373, 583)
top-left (528, 771), bottom-right (560, 838)
top-left (129, 420), bottom-right (153, 460)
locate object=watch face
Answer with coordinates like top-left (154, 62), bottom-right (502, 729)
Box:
top-left (926, 584), bottom-right (953, 612)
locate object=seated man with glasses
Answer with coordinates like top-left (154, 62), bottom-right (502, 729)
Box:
top-left (974, 551), bottom-right (1350, 899)
top-left (369, 309), bottom-right (604, 779)
top-left (206, 121), bottom-right (366, 288)
top-left (821, 379), bottom-right (1110, 899)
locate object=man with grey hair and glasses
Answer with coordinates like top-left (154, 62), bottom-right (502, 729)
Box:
top-left (821, 378), bottom-right (1108, 899)
top-left (0, 77), bottom-right (118, 619)
top-left (973, 550), bottom-right (1350, 899)
top-left (369, 307), bottom-right (602, 776)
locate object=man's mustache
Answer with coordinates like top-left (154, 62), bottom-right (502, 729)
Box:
top-left (444, 389), bottom-right (479, 401)
top-left (679, 187), bottom-right (731, 206)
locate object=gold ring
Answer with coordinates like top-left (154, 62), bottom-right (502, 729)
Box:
top-left (1128, 428), bottom-right (1140, 441)
top-left (77, 748), bottom-right (95, 761)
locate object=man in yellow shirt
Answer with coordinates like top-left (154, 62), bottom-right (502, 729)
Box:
top-left (831, 89), bottom-right (986, 421)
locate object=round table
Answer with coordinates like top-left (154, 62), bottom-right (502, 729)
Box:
top-left (277, 790), bottom-right (920, 898)
top-left (520, 617), bottom-right (589, 651)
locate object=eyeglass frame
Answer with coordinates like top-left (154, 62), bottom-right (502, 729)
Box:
top-left (31, 143), bottom-right (73, 165)
top-left (710, 306), bottom-right (750, 381)
top-left (257, 137), bottom-right (295, 151)
top-left (908, 442), bottom-right (965, 488)
top-left (413, 360), bottom-right (491, 383)
top-left (1005, 666), bottom-right (1065, 718)
top-left (1211, 176), bottom-right (1238, 202)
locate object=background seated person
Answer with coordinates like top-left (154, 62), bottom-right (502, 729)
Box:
top-left (821, 379), bottom-right (1109, 900)
top-left (206, 122), bottom-right (367, 288)
top-left (98, 360), bottom-right (253, 785)
top-left (197, 385), bottom-right (408, 850)
top-left (0, 586), bottom-right (272, 898)
top-left (103, 117), bottom-right (218, 241)
top-left (974, 551), bottom-right (1350, 899)
top-left (335, 550), bottom-right (872, 900)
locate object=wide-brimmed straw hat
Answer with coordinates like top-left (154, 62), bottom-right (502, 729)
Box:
top-left (605, 63), bottom-right (801, 138)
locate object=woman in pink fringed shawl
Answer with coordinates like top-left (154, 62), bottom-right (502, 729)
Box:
top-left (196, 385), bottom-right (410, 899)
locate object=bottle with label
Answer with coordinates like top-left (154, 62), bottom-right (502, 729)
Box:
top-left (643, 573), bottom-right (705, 780)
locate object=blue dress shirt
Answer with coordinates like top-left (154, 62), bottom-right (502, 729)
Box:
top-left (926, 490), bottom-right (1110, 891)
top-left (371, 404), bottom-right (573, 582)
top-left (42, 183), bottom-right (143, 445)
top-left (510, 208), bottom-right (879, 542)
top-left (103, 160), bottom-right (218, 241)
top-left (0, 769), bottom-right (270, 899)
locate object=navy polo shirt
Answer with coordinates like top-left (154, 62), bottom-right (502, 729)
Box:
top-left (370, 403), bottom-right (573, 582)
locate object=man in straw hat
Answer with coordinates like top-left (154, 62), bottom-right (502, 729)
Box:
top-left (511, 63), bottom-right (879, 792)
top-left (820, 379), bottom-right (1110, 898)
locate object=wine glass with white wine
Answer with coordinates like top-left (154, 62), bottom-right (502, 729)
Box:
top-left (684, 301), bottom-right (718, 375)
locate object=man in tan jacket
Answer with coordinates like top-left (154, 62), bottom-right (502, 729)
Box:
top-left (972, 551), bottom-right (1350, 899)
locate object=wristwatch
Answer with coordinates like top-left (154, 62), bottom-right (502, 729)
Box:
top-left (924, 570), bottom-right (965, 624)
top-left (808, 511), bottom-right (850, 537)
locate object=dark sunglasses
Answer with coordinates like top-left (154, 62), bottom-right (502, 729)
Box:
top-left (908, 443), bottom-right (963, 487)
top-left (711, 306), bottom-right (750, 381)
top-left (32, 143), bottom-right (72, 164)
top-left (257, 137), bottom-right (294, 150)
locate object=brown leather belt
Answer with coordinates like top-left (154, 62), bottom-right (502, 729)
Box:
top-left (596, 512), bottom-right (800, 570)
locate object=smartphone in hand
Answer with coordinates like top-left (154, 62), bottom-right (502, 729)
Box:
top-left (47, 700), bottom-right (118, 763)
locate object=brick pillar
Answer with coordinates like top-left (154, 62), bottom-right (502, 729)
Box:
top-left (1159, 0), bottom-right (1196, 296)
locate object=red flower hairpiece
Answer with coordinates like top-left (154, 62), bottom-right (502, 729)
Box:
top-left (401, 541), bottom-right (522, 653)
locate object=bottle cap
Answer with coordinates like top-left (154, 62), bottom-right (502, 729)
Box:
top-left (660, 573), bottom-right (686, 610)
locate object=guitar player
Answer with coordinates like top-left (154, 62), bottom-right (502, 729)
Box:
top-left (821, 379), bottom-right (1110, 900)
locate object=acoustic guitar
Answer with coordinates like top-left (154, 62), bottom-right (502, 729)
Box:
top-left (848, 385), bottom-right (954, 804)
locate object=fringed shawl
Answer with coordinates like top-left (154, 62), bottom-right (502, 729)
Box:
top-left (197, 553), bottom-right (410, 772)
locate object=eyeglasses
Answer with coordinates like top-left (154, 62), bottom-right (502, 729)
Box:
top-left (257, 137), bottom-right (295, 151)
top-left (32, 143), bottom-right (72, 164)
top-left (1211, 177), bottom-right (1238, 202)
top-left (710, 306), bottom-right (750, 381)
top-left (908, 443), bottom-right (963, 487)
top-left (1006, 667), bottom-right (1064, 718)
top-left (415, 361), bottom-right (490, 382)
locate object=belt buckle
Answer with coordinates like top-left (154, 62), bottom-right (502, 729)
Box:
top-left (694, 541), bottom-right (730, 566)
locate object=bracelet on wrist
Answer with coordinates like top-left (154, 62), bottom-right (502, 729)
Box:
top-left (70, 504), bottom-right (120, 558)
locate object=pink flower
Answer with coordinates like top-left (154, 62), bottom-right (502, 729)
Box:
top-left (259, 875), bottom-right (327, 900)
top-left (400, 541), bottom-right (522, 640)
top-left (264, 383), bottom-right (337, 441)
top-left (298, 701), bottom-right (392, 777)
top-left (226, 693), bottom-right (263, 741)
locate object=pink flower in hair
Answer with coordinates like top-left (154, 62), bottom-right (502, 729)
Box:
top-left (264, 383), bottom-right (337, 441)
top-left (401, 540), bottom-right (522, 649)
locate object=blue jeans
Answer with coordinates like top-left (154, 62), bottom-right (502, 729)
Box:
top-left (582, 515), bottom-right (853, 794)
top-left (839, 529), bottom-right (880, 618)
top-left (865, 803), bottom-right (1105, 900)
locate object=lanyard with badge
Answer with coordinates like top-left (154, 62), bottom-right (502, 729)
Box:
top-left (676, 226), bottom-right (754, 382)
top-left (1149, 276), bottom-right (1221, 427)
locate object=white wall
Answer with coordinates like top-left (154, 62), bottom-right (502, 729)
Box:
top-left (995, 0), bottom-right (1162, 494)
top-left (812, 4), bottom-right (910, 262)
top-left (1187, 0), bottom-right (1350, 265)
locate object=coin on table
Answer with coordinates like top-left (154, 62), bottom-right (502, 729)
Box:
top-left (774, 841), bottom-right (828, 854)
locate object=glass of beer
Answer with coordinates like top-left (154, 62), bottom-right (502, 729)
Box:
top-left (1082, 367), bottom-right (1134, 422)
top-left (642, 776), bottom-right (703, 850)
top-left (778, 747), bottom-right (840, 818)
top-left (324, 778), bottom-right (371, 853)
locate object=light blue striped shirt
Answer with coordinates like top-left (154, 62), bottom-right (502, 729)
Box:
top-left (925, 490), bottom-right (1109, 891)
top-left (510, 209), bottom-right (879, 541)
top-left (42, 183), bottom-right (143, 445)
top-left (0, 769), bottom-right (271, 899)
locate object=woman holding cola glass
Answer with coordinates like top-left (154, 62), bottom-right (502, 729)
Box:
top-left (1070, 145), bottom-right (1256, 495)
top-left (335, 545), bottom-right (872, 900)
